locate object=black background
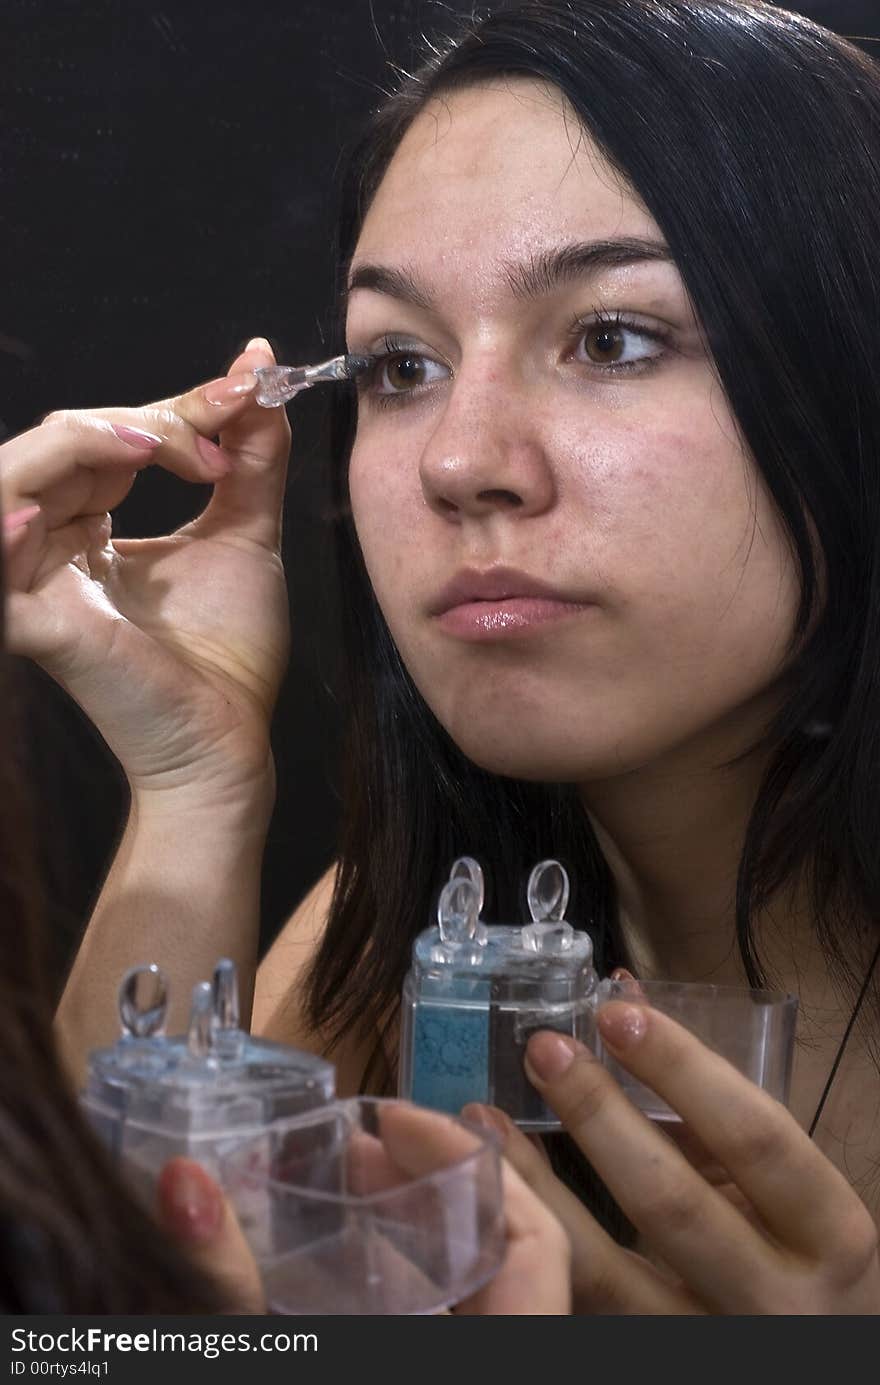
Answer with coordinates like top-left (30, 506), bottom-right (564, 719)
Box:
top-left (2, 0), bottom-right (877, 985)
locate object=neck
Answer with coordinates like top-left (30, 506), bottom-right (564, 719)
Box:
top-left (577, 701), bottom-right (814, 989)
top-left (576, 712), bottom-right (880, 1158)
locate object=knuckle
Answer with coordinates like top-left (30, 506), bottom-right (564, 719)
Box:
top-left (636, 1162), bottom-right (706, 1236)
top-left (721, 1110), bottom-right (785, 1172)
top-left (40, 408), bottom-right (73, 428)
top-left (39, 408), bottom-right (108, 435)
top-left (121, 404), bottom-right (180, 439)
top-left (148, 406), bottom-right (181, 431)
top-left (557, 1063), bottom-right (614, 1132)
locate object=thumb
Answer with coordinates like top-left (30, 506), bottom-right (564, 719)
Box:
top-left (192, 336), bottom-right (291, 549)
top-left (156, 1158), bottom-right (265, 1314)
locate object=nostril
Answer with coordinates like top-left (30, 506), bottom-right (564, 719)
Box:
top-left (477, 489), bottom-right (522, 508)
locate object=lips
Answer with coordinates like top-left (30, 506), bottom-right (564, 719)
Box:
top-left (428, 566), bottom-right (596, 641)
top-left (429, 566), bottom-right (586, 616)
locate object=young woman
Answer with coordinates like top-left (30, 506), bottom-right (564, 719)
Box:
top-left (4, 0), bottom-right (880, 1311)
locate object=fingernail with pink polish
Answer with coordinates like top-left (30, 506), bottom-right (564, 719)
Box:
top-left (203, 372), bottom-right (257, 407)
top-left (157, 1158), bottom-right (223, 1244)
top-left (597, 1002), bottom-right (648, 1050)
top-left (525, 1031), bottom-right (584, 1083)
top-left (195, 435), bottom-right (233, 475)
top-left (111, 424), bottom-right (163, 450)
top-left (3, 504), bottom-right (41, 535)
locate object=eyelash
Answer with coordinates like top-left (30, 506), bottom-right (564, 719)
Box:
top-left (356, 312), bottom-right (673, 411)
top-left (568, 309), bottom-right (672, 370)
top-left (355, 335), bottom-right (434, 411)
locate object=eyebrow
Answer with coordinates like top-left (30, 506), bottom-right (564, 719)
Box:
top-left (346, 237), bottom-right (673, 310)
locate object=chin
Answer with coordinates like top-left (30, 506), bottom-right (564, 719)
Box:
top-left (443, 720), bottom-right (611, 783)
top-left (423, 677), bottom-right (634, 782)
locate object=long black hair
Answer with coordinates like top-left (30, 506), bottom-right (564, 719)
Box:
top-left (303, 0), bottom-right (880, 1215)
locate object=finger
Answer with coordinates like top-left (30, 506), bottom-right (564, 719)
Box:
top-left (603, 979), bottom-right (785, 1205)
top-left (462, 1103), bottom-right (556, 1188)
top-left (525, 1130), bottom-right (552, 1167)
top-left (594, 1002), bottom-right (874, 1261)
top-left (2, 503), bottom-right (41, 535)
top-left (3, 510), bottom-right (110, 603)
top-left (39, 409), bottom-right (238, 487)
top-left (216, 338), bottom-right (290, 466)
top-left (525, 1031), bottom-right (792, 1313)
top-left (345, 1119), bottom-right (492, 1199)
top-left (377, 1101), bottom-right (492, 1180)
top-left (347, 1129), bottom-right (408, 1196)
top-left (660, 1120), bottom-right (740, 1193)
top-left (463, 1102), bottom-right (699, 1314)
top-left (178, 338), bottom-right (291, 549)
top-left (454, 1161), bottom-right (572, 1315)
top-left (1, 418), bottom-right (165, 527)
top-left (5, 408), bottom-right (235, 542)
top-left (29, 366), bottom-right (282, 510)
top-left (156, 1158), bottom-right (265, 1314)
top-left (371, 1106), bottom-right (521, 1314)
top-left (2, 505), bottom-right (42, 569)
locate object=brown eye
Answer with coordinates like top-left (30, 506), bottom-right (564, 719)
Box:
top-left (584, 324), bottom-right (626, 364)
top-left (574, 318), bottom-right (665, 371)
top-left (367, 349), bottom-right (450, 402)
top-left (382, 354), bottom-right (426, 390)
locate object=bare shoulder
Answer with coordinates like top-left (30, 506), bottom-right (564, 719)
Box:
top-left (252, 864), bottom-right (380, 1095)
top-left (252, 863), bottom-right (337, 1042)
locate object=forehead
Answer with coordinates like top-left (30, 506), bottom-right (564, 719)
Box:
top-left (353, 79), bottom-right (661, 300)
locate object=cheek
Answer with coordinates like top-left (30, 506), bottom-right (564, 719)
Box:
top-left (547, 402), bottom-right (799, 689)
top-left (348, 439), bottom-right (423, 602)
top-left (616, 428), bottom-right (796, 667)
top-left (578, 414), bottom-right (731, 523)
top-left (566, 406), bottom-right (768, 577)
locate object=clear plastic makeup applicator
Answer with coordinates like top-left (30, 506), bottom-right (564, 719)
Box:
top-left (253, 353), bottom-right (375, 407)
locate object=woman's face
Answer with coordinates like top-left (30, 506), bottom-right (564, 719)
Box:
top-left (345, 80), bottom-right (799, 782)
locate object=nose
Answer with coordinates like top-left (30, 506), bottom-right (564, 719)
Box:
top-left (418, 369), bottom-right (557, 523)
